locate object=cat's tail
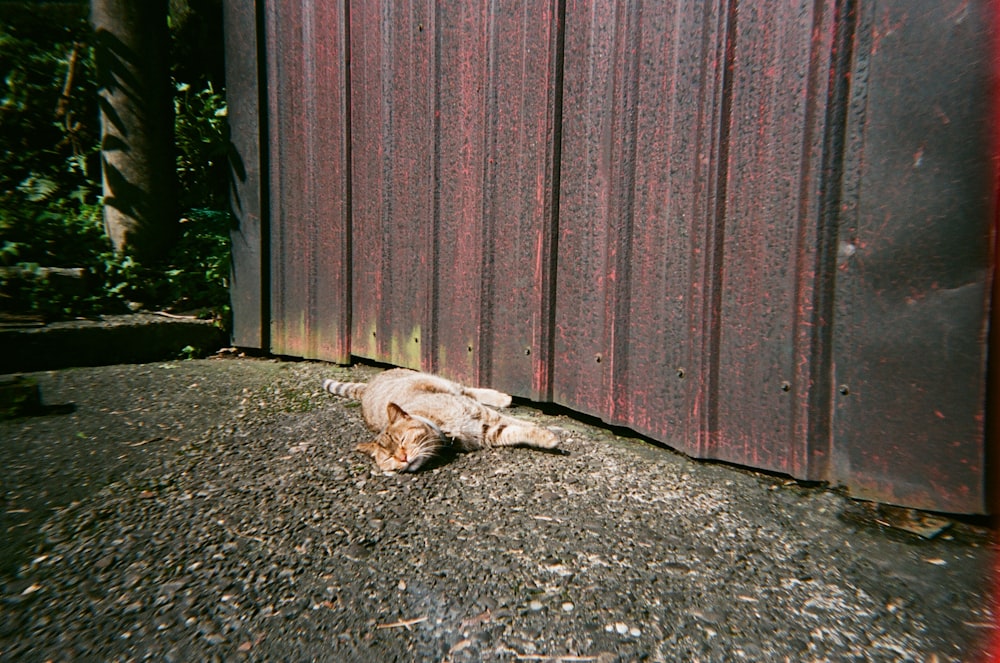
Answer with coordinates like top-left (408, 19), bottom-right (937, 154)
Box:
top-left (322, 378), bottom-right (367, 400)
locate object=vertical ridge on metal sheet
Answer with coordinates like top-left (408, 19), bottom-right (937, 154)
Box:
top-left (621, 0), bottom-right (731, 450)
top-left (603, 0), bottom-right (640, 427)
top-left (265, 0), bottom-right (301, 354)
top-left (265, 0), bottom-right (351, 362)
top-left (553, 0), bottom-right (622, 420)
top-left (711, 0), bottom-right (838, 476)
top-left (431, 1), bottom-right (489, 385)
top-left (350, 0), bottom-right (562, 399)
top-left (833, 0), bottom-right (993, 513)
top-left (350, 0), bottom-right (435, 370)
top-left (699, 0), bottom-right (739, 461)
top-left (474, 0), bottom-right (500, 387)
top-left (475, 0), bottom-right (563, 400)
top-left (555, 0), bottom-right (729, 450)
top-left (223, 0), bottom-right (266, 350)
top-left (802, 0), bottom-right (859, 482)
top-left (348, 0), bottom-right (381, 362)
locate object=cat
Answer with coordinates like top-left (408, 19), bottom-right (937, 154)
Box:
top-left (322, 368), bottom-right (560, 472)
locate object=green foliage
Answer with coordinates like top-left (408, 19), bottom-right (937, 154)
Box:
top-left (0, 2), bottom-right (232, 326)
top-left (0, 4), bottom-right (99, 211)
top-left (0, 8), bottom-right (102, 319)
top-left (1, 206), bottom-right (232, 322)
top-left (175, 82), bottom-right (230, 210)
top-left (104, 208), bottom-right (233, 319)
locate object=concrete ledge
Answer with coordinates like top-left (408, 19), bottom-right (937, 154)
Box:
top-left (0, 313), bottom-right (227, 374)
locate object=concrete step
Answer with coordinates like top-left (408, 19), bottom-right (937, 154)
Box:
top-left (0, 313), bottom-right (227, 374)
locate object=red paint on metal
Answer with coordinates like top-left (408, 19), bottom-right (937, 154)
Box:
top-left (473, 0), bottom-right (562, 400)
top-left (433, 2), bottom-right (490, 385)
top-left (264, 0), bottom-right (351, 361)
top-left (555, 0), bottom-right (841, 480)
top-left (713, 0), bottom-right (838, 477)
top-left (555, 0), bottom-right (727, 453)
top-left (350, 0), bottom-right (435, 369)
top-left (349, 0), bottom-right (561, 399)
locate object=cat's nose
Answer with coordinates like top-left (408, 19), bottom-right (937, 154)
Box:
top-left (395, 451), bottom-right (408, 463)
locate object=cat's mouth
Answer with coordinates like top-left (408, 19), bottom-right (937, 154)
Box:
top-left (397, 441), bottom-right (441, 472)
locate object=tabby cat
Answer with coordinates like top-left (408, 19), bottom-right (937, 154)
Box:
top-left (323, 368), bottom-right (560, 472)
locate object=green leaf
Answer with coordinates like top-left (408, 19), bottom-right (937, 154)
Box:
top-left (17, 176), bottom-right (58, 202)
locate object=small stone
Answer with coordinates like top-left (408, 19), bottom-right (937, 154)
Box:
top-left (615, 622), bottom-right (628, 634)
top-left (529, 600), bottom-right (544, 611)
top-left (561, 601), bottom-right (574, 612)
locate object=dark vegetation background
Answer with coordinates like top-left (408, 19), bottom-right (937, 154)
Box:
top-left (0, 0), bottom-right (231, 323)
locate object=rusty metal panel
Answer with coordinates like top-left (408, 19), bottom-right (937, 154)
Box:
top-left (265, 0), bottom-right (351, 361)
top-left (349, 0), bottom-right (435, 370)
top-left (832, 0), bottom-right (993, 513)
top-left (349, 0), bottom-right (561, 399)
top-left (472, 0), bottom-right (562, 400)
top-left (431, 2), bottom-right (489, 385)
top-left (711, 0), bottom-right (840, 476)
top-left (223, 0), bottom-right (266, 349)
top-left (554, 0), bottom-right (728, 446)
top-left (555, 0), bottom-right (842, 479)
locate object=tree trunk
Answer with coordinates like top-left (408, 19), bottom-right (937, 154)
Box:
top-left (91, 0), bottom-right (177, 262)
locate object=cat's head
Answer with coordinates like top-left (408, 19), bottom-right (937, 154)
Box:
top-left (356, 402), bottom-right (440, 472)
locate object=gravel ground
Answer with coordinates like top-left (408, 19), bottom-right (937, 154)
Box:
top-left (0, 357), bottom-right (995, 662)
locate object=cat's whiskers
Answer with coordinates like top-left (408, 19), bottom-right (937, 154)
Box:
top-left (404, 427), bottom-right (446, 472)
top-left (408, 414), bottom-right (450, 446)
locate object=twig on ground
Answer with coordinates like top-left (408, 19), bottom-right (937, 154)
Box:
top-left (376, 616), bottom-right (428, 630)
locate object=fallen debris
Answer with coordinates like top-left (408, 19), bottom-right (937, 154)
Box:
top-left (843, 501), bottom-right (954, 540)
top-left (376, 616), bottom-right (429, 630)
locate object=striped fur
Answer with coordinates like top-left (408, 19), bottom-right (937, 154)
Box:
top-left (322, 378), bottom-right (367, 400)
top-left (323, 368), bottom-right (559, 472)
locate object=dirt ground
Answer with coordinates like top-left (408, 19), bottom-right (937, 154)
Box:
top-left (0, 357), bottom-right (995, 661)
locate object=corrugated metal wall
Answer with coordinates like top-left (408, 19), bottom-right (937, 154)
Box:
top-left (347, 0), bottom-right (563, 400)
top-left (225, 0), bottom-right (995, 513)
top-left (555, 0), bottom-right (839, 480)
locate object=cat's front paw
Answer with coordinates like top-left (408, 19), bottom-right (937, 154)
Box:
top-left (534, 428), bottom-right (560, 449)
top-left (468, 388), bottom-right (512, 408)
top-left (490, 392), bottom-right (513, 408)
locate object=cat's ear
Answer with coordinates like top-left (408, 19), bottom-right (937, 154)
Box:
top-left (386, 402), bottom-right (410, 424)
top-left (356, 441), bottom-right (377, 455)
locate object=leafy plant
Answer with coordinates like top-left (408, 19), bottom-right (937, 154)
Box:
top-left (0, 1), bottom-right (233, 326)
top-left (0, 5), bottom-right (99, 213)
top-left (175, 82), bottom-right (230, 211)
